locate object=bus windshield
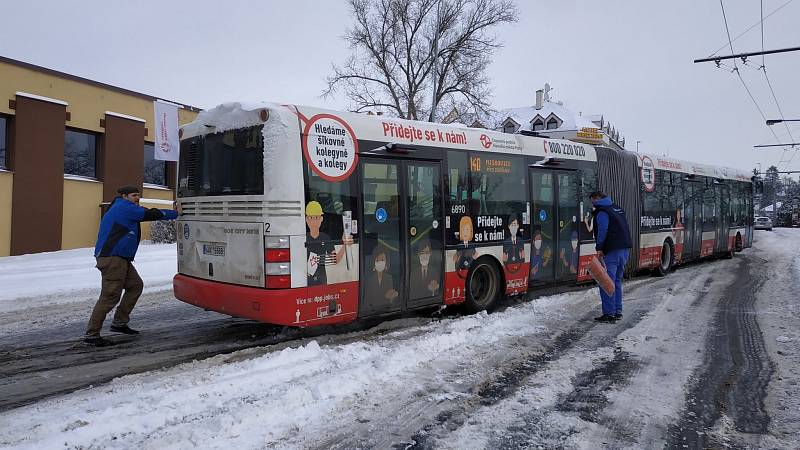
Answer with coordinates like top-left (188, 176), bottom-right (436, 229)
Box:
top-left (178, 125), bottom-right (264, 197)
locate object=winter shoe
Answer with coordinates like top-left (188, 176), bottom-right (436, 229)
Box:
top-left (614, 313), bottom-right (623, 320)
top-left (594, 314), bottom-right (617, 323)
top-left (83, 336), bottom-right (113, 347)
top-left (110, 325), bottom-right (140, 335)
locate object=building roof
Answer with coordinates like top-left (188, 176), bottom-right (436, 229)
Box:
top-left (492, 101), bottom-right (599, 132)
top-left (0, 55), bottom-right (201, 112)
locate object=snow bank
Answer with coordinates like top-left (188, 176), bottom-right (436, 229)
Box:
top-left (0, 244), bottom-right (177, 313)
top-left (0, 295), bottom-right (574, 449)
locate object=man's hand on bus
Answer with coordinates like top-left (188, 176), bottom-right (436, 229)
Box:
top-left (596, 250), bottom-right (604, 259)
top-left (342, 233), bottom-right (354, 246)
top-left (386, 289), bottom-right (399, 300)
top-left (174, 201), bottom-right (182, 215)
top-left (428, 279), bottom-right (440, 294)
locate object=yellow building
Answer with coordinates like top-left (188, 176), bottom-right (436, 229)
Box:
top-left (0, 56), bottom-right (200, 256)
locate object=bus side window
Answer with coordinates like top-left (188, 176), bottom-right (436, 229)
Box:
top-left (468, 154), bottom-right (526, 224)
top-left (304, 162), bottom-right (358, 241)
top-left (580, 167), bottom-right (598, 198)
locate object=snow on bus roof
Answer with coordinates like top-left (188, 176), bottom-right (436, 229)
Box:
top-left (181, 102), bottom-right (751, 182)
top-left (638, 152), bottom-right (752, 182)
top-left (180, 101), bottom-right (275, 137)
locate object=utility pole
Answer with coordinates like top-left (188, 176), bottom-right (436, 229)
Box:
top-left (754, 143), bottom-right (800, 148)
top-left (694, 45), bottom-right (800, 64)
top-left (767, 119), bottom-right (800, 126)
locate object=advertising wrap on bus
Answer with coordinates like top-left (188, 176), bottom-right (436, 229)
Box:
top-left (173, 102), bottom-right (755, 329)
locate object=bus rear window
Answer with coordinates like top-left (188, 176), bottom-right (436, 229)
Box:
top-left (178, 125), bottom-right (264, 197)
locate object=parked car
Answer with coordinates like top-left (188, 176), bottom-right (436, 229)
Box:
top-left (755, 216), bottom-right (773, 231)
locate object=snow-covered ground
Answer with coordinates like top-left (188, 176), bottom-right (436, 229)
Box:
top-left (0, 243), bottom-right (176, 314)
top-left (0, 230), bottom-right (798, 449)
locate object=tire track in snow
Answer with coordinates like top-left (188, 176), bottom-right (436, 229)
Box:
top-left (667, 249), bottom-right (774, 448)
top-left (410, 260), bottom-right (725, 450)
top-left (309, 274), bottom-right (682, 450)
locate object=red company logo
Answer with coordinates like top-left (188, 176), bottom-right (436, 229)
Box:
top-left (479, 134), bottom-right (492, 149)
top-left (543, 140), bottom-right (549, 154)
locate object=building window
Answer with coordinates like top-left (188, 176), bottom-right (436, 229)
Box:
top-left (0, 116), bottom-right (7, 170)
top-left (144, 142), bottom-right (167, 186)
top-left (532, 120), bottom-right (544, 131)
top-left (546, 118), bottom-right (559, 130)
top-left (503, 122), bottom-right (517, 134)
top-left (64, 129), bottom-right (97, 178)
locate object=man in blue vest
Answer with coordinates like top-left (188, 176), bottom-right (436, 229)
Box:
top-left (590, 191), bottom-right (632, 323)
top-left (84, 186), bottom-right (179, 346)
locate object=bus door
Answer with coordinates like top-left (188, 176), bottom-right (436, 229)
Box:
top-left (358, 158), bottom-right (444, 316)
top-left (529, 168), bottom-right (581, 286)
top-left (715, 183), bottom-right (729, 253)
top-left (684, 180), bottom-right (703, 259)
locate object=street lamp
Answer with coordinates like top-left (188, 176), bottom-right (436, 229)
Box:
top-left (766, 119), bottom-right (800, 126)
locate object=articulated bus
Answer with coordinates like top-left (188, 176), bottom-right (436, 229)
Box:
top-left (173, 102), bottom-right (753, 327)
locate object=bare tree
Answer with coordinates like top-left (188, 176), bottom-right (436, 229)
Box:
top-left (323, 0), bottom-right (517, 122)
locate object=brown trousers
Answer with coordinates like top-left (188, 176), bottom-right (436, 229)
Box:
top-left (85, 256), bottom-right (144, 337)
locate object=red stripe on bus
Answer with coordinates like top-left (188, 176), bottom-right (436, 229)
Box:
top-left (174, 275), bottom-right (358, 327)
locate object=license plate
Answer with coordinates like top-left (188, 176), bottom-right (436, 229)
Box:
top-left (202, 243), bottom-right (226, 257)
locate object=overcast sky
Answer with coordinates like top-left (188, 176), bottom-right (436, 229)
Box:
top-left (2, 0), bottom-right (798, 176)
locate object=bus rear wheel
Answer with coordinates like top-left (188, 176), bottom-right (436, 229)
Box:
top-left (464, 259), bottom-right (502, 313)
top-left (654, 240), bottom-right (673, 277)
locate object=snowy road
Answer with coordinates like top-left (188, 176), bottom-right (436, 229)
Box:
top-left (0, 230), bottom-right (799, 449)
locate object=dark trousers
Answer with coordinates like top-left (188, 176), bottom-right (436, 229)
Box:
top-left (85, 256), bottom-right (143, 337)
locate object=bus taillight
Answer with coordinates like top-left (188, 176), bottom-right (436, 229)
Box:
top-left (266, 275), bottom-right (291, 289)
top-left (265, 248), bottom-right (290, 262)
top-left (265, 235), bottom-right (291, 289)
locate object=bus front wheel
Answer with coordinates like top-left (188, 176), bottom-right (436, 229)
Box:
top-left (464, 258), bottom-right (502, 313)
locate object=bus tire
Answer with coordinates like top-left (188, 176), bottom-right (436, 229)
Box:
top-left (464, 258), bottom-right (502, 313)
top-left (653, 240), bottom-right (673, 277)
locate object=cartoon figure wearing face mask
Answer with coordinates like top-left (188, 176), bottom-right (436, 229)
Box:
top-left (363, 246), bottom-right (399, 304)
top-left (560, 229), bottom-right (580, 274)
top-left (502, 213), bottom-right (525, 264)
top-left (529, 227), bottom-right (552, 282)
top-left (410, 239), bottom-right (440, 299)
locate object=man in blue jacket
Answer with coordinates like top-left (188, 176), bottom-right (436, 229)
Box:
top-left (84, 186), bottom-right (179, 346)
top-left (590, 191), bottom-right (632, 323)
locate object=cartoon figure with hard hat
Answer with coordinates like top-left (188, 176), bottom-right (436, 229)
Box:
top-left (305, 201), bottom-right (353, 286)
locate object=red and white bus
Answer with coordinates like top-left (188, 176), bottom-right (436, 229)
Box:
top-left (173, 102), bottom-right (753, 327)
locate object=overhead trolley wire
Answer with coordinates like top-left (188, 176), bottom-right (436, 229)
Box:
top-left (717, 0), bottom-right (791, 170)
top-left (707, 0), bottom-right (794, 58)
top-left (758, 0), bottom-right (795, 168)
